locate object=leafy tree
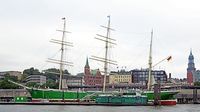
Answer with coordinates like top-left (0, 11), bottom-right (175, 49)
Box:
top-left (194, 82), bottom-right (200, 86)
top-left (64, 69), bottom-right (70, 75)
top-left (20, 74), bottom-right (28, 83)
top-left (43, 68), bottom-right (60, 81)
top-left (4, 73), bottom-right (18, 82)
top-left (0, 79), bottom-right (20, 89)
top-left (23, 67), bottom-right (41, 75)
top-left (26, 82), bottom-right (40, 88)
top-left (43, 68), bottom-right (71, 81)
top-left (45, 79), bottom-right (59, 89)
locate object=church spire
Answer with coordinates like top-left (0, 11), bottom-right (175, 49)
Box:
top-left (187, 49), bottom-right (195, 72)
top-left (187, 49), bottom-right (196, 85)
top-left (85, 57), bottom-right (90, 68)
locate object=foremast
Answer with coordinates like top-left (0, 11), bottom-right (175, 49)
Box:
top-left (48, 18), bottom-right (73, 90)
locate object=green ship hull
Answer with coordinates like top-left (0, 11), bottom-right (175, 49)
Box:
top-left (28, 88), bottom-right (178, 101)
top-left (143, 91), bottom-right (178, 100)
top-left (28, 89), bottom-right (93, 100)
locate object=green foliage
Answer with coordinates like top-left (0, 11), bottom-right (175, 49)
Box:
top-left (0, 79), bottom-right (20, 89)
top-left (43, 68), bottom-right (59, 81)
top-left (26, 82), bottom-right (40, 88)
top-left (20, 67), bottom-right (70, 89)
top-left (45, 79), bottom-right (59, 89)
top-left (0, 73), bottom-right (20, 89)
top-left (20, 74), bottom-right (27, 83)
top-left (23, 67), bottom-right (41, 75)
top-left (194, 82), bottom-right (200, 86)
top-left (4, 73), bottom-right (18, 82)
top-left (43, 68), bottom-right (71, 81)
top-left (64, 69), bottom-right (70, 75)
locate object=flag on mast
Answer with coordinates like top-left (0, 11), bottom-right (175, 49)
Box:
top-left (167, 56), bottom-right (172, 61)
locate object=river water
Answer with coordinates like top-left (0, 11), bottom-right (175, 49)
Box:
top-left (1, 104), bottom-right (200, 112)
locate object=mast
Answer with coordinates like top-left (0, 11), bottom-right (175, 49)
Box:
top-left (147, 30), bottom-right (153, 91)
top-left (48, 17), bottom-right (73, 90)
top-left (103, 16), bottom-right (110, 93)
top-left (59, 18), bottom-right (66, 90)
top-left (90, 16), bottom-right (117, 93)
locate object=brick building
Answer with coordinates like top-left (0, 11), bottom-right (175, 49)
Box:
top-left (83, 58), bottom-right (104, 86)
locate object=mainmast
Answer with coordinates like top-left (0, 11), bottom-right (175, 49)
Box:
top-left (90, 16), bottom-right (117, 93)
top-left (59, 18), bottom-right (66, 90)
top-left (147, 30), bottom-right (153, 91)
top-left (48, 17), bottom-right (73, 90)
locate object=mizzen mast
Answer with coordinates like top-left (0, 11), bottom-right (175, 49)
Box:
top-left (147, 30), bottom-right (153, 91)
top-left (90, 16), bottom-right (117, 93)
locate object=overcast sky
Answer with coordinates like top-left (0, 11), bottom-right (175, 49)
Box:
top-left (1, 0), bottom-right (200, 78)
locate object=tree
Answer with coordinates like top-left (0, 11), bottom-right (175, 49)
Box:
top-left (23, 67), bottom-right (41, 75)
top-left (20, 74), bottom-right (28, 83)
top-left (26, 82), bottom-right (40, 88)
top-left (45, 79), bottom-right (59, 89)
top-left (4, 73), bottom-right (18, 82)
top-left (194, 82), bottom-right (200, 86)
top-left (43, 68), bottom-right (71, 81)
top-left (64, 69), bottom-right (70, 75)
top-left (43, 68), bottom-right (60, 81)
top-left (0, 79), bottom-right (20, 89)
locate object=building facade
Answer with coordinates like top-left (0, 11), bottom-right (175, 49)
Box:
top-left (131, 69), bottom-right (168, 85)
top-left (193, 70), bottom-right (200, 82)
top-left (0, 72), bottom-right (5, 79)
top-left (109, 70), bottom-right (132, 84)
top-left (187, 50), bottom-right (196, 85)
top-left (84, 58), bottom-right (104, 86)
top-left (26, 75), bottom-right (46, 85)
top-left (63, 75), bottom-right (83, 86)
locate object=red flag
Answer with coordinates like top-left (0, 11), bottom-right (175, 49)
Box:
top-left (167, 56), bottom-right (172, 61)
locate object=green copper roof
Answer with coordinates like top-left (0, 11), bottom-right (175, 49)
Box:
top-left (91, 69), bottom-right (98, 76)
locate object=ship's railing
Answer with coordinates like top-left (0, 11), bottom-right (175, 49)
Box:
top-left (80, 92), bottom-right (100, 102)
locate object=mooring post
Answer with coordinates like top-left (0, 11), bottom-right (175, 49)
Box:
top-left (193, 87), bottom-right (197, 104)
top-left (154, 83), bottom-right (160, 105)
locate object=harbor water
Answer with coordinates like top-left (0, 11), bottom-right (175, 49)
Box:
top-left (1, 104), bottom-right (200, 112)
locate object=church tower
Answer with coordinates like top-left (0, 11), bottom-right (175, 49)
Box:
top-left (187, 50), bottom-right (196, 84)
top-left (84, 57), bottom-right (90, 75)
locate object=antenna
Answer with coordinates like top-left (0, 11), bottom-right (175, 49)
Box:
top-left (90, 16), bottom-right (117, 93)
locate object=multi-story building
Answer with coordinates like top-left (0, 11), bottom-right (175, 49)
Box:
top-left (26, 75), bottom-right (46, 85)
top-left (0, 72), bottom-right (5, 79)
top-left (84, 58), bottom-right (104, 86)
top-left (193, 70), bottom-right (200, 82)
top-left (63, 75), bottom-right (83, 86)
top-left (131, 69), bottom-right (168, 85)
top-left (187, 50), bottom-right (196, 85)
top-left (109, 70), bottom-right (132, 84)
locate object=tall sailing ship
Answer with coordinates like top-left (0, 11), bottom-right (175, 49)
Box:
top-left (9, 17), bottom-right (178, 104)
top-left (26, 17), bottom-right (93, 102)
